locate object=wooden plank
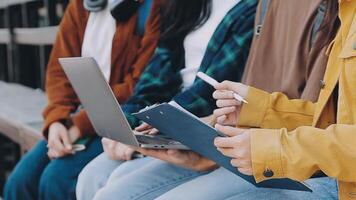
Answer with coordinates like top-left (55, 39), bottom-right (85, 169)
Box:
top-left (0, 28), bottom-right (10, 44)
top-left (13, 26), bottom-right (58, 45)
top-left (0, 81), bottom-right (46, 150)
top-left (0, 0), bottom-right (40, 9)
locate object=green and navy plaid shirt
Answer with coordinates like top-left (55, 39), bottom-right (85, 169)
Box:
top-left (123, 0), bottom-right (257, 127)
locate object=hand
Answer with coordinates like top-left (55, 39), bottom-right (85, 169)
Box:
top-left (136, 148), bottom-right (217, 172)
top-left (135, 122), bottom-right (159, 135)
top-left (102, 138), bottom-right (135, 161)
top-left (200, 115), bottom-right (215, 126)
top-left (214, 124), bottom-right (252, 175)
top-left (213, 81), bottom-right (249, 126)
top-left (47, 122), bottom-right (81, 159)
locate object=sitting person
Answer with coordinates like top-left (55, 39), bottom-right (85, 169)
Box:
top-left (3, 0), bottom-right (162, 199)
top-left (76, 0), bottom-right (257, 199)
top-left (211, 0), bottom-right (355, 200)
top-left (81, 0), bottom-right (341, 199)
top-left (132, 0), bottom-right (342, 200)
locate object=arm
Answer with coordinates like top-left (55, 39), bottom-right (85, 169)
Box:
top-left (42, 1), bottom-right (87, 137)
top-left (122, 47), bottom-right (183, 128)
top-left (251, 124), bottom-right (356, 183)
top-left (174, 24), bottom-right (254, 117)
top-left (70, 0), bottom-right (162, 135)
top-left (238, 87), bottom-right (315, 131)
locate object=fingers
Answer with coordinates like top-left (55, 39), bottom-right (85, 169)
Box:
top-left (213, 106), bottom-right (235, 118)
top-left (135, 123), bottom-right (152, 132)
top-left (68, 126), bottom-right (81, 143)
top-left (214, 81), bottom-right (247, 95)
top-left (231, 159), bottom-right (251, 169)
top-left (124, 147), bottom-right (135, 160)
top-left (231, 159), bottom-right (253, 175)
top-left (148, 128), bottom-right (159, 135)
top-left (214, 136), bottom-right (241, 148)
top-left (136, 148), bottom-right (168, 159)
top-left (59, 130), bottom-right (73, 151)
top-left (216, 99), bottom-right (241, 108)
top-left (213, 90), bottom-right (235, 100)
top-left (237, 168), bottom-right (253, 176)
top-left (47, 149), bottom-right (58, 159)
top-left (49, 136), bottom-right (68, 155)
top-left (213, 105), bottom-right (240, 126)
top-left (103, 139), bottom-right (117, 159)
top-left (215, 124), bottom-right (245, 137)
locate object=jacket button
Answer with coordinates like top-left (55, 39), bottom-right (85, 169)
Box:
top-left (319, 80), bottom-right (326, 89)
top-left (263, 169), bottom-right (274, 178)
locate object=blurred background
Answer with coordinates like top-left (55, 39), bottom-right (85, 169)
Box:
top-left (0, 0), bottom-right (69, 196)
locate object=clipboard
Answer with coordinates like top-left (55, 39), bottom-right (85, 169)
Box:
top-left (133, 103), bottom-right (312, 192)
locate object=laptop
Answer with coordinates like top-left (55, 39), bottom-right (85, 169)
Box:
top-left (59, 57), bottom-right (189, 150)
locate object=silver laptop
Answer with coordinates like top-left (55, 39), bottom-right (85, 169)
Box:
top-left (59, 57), bottom-right (189, 150)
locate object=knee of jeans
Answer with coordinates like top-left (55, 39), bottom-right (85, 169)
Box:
top-left (4, 161), bottom-right (37, 195)
top-left (93, 188), bottom-right (113, 200)
top-left (76, 164), bottom-right (99, 197)
top-left (38, 164), bottom-right (63, 196)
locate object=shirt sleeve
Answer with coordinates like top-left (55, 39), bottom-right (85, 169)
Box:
top-left (70, 0), bottom-right (162, 136)
top-left (238, 87), bottom-right (315, 131)
top-left (42, 0), bottom-right (85, 138)
top-left (121, 47), bottom-right (183, 128)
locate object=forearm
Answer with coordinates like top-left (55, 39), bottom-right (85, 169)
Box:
top-left (238, 87), bottom-right (315, 130)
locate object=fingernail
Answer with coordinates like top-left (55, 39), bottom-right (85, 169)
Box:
top-left (66, 145), bottom-right (72, 150)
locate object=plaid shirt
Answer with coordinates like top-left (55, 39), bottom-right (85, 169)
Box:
top-left (123, 0), bottom-right (257, 127)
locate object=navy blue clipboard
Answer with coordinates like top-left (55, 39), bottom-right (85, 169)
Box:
top-left (133, 103), bottom-right (312, 192)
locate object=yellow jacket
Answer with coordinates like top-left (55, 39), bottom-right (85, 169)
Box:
top-left (238, 1), bottom-right (356, 199)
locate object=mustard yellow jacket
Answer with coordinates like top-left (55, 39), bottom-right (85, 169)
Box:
top-left (238, 1), bottom-right (356, 199)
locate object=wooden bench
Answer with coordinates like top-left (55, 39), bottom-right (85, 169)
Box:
top-left (0, 2), bottom-right (58, 151)
top-left (0, 81), bottom-right (46, 152)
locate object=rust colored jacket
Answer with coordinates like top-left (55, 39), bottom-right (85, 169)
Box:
top-left (42, 0), bottom-right (161, 137)
top-left (239, 1), bottom-right (356, 199)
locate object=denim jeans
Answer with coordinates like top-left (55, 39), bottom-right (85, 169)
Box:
top-left (76, 153), bottom-right (152, 200)
top-left (156, 167), bottom-right (338, 200)
top-left (3, 137), bottom-right (103, 200)
top-left (92, 157), bottom-right (206, 200)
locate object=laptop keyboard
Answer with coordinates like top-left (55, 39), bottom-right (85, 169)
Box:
top-left (136, 135), bottom-right (181, 145)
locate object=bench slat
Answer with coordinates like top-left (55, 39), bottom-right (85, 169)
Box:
top-left (0, 81), bottom-right (46, 150)
top-left (0, 0), bottom-right (40, 8)
top-left (14, 26), bottom-right (58, 45)
top-left (0, 29), bottom-right (10, 44)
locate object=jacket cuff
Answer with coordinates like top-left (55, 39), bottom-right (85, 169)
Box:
top-left (71, 110), bottom-right (96, 136)
top-left (250, 128), bottom-right (284, 182)
top-left (42, 108), bottom-right (72, 139)
top-left (237, 87), bottom-right (270, 128)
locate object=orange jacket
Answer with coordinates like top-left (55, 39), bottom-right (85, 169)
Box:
top-left (42, 0), bottom-right (161, 137)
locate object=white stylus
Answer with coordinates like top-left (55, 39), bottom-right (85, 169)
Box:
top-left (197, 72), bottom-right (248, 104)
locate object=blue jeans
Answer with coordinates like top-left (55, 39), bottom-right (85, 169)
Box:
top-left (76, 153), bottom-right (152, 200)
top-left (156, 167), bottom-right (338, 200)
top-left (92, 158), bottom-right (206, 200)
top-left (3, 137), bottom-right (103, 200)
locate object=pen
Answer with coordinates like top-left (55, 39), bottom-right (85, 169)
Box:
top-left (197, 72), bottom-right (248, 104)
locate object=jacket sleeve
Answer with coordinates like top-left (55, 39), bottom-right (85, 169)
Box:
top-left (237, 87), bottom-right (315, 131)
top-left (42, 0), bottom-right (85, 138)
top-left (250, 124), bottom-right (356, 183)
top-left (70, 0), bottom-right (162, 136)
